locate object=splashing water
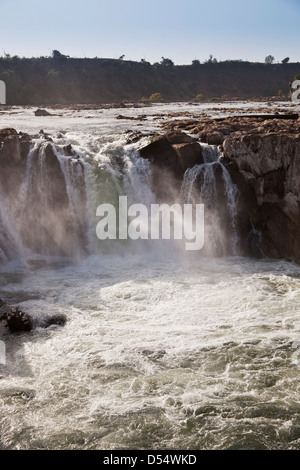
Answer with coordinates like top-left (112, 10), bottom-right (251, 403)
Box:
top-left (181, 144), bottom-right (239, 256)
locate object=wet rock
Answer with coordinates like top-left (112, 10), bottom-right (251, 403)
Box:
top-left (139, 136), bottom-right (180, 199)
top-left (19, 132), bottom-right (31, 160)
top-left (6, 307), bottom-right (32, 332)
top-left (63, 144), bottom-right (75, 156)
top-left (0, 133), bottom-right (22, 165)
top-left (173, 142), bottom-right (204, 169)
top-left (125, 131), bottom-right (146, 144)
top-left (139, 135), bottom-right (177, 166)
top-left (141, 349), bottom-right (166, 360)
top-left (0, 131), bottom-right (25, 203)
top-left (0, 128), bottom-right (18, 140)
top-left (224, 133), bottom-right (300, 263)
top-left (35, 108), bottom-right (51, 117)
top-left (115, 114), bottom-right (141, 120)
top-left (206, 131), bottom-right (224, 146)
top-left (38, 313), bottom-right (67, 328)
top-left (165, 131), bottom-right (197, 145)
top-left (140, 134), bottom-right (204, 200)
top-left (2, 303), bottom-right (67, 331)
top-left (0, 129), bottom-right (30, 167)
top-left (140, 135), bottom-right (203, 178)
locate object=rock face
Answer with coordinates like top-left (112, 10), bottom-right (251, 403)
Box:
top-left (148, 115), bottom-right (300, 263)
top-left (139, 132), bottom-right (203, 200)
top-left (224, 132), bottom-right (300, 262)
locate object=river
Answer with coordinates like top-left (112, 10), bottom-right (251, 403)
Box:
top-left (1, 102), bottom-right (300, 450)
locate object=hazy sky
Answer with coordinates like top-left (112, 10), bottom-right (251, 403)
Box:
top-left (0, 0), bottom-right (299, 64)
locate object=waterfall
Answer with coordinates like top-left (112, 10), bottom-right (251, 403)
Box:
top-left (0, 134), bottom-right (240, 262)
top-left (0, 140), bottom-right (88, 261)
top-left (181, 144), bottom-right (240, 256)
top-left (0, 192), bottom-right (26, 262)
top-left (221, 166), bottom-right (240, 254)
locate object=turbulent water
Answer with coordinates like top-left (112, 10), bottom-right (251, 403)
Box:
top-left (1, 102), bottom-right (300, 450)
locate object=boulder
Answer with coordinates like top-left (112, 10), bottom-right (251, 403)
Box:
top-left (6, 307), bottom-right (32, 332)
top-left (2, 302), bottom-right (67, 331)
top-left (0, 128), bottom-right (18, 140)
top-left (140, 135), bottom-right (203, 177)
top-left (206, 131), bottom-right (225, 146)
top-left (39, 313), bottom-right (67, 328)
top-left (35, 109), bottom-right (51, 116)
top-left (63, 144), bottom-right (74, 156)
top-left (139, 135), bottom-right (203, 200)
top-left (165, 131), bottom-right (197, 145)
top-left (173, 142), bottom-right (204, 170)
top-left (139, 135), bottom-right (178, 168)
top-left (47, 314), bottom-right (67, 327)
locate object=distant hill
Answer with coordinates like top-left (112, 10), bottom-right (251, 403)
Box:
top-left (0, 56), bottom-right (299, 105)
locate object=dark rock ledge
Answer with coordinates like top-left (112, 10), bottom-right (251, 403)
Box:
top-left (0, 298), bottom-right (67, 332)
top-left (139, 131), bottom-right (203, 200)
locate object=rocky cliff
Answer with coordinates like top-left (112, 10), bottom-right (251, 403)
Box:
top-left (162, 113), bottom-right (300, 262)
top-left (224, 131), bottom-right (300, 262)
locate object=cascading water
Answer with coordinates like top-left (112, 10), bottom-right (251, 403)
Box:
top-left (0, 139), bottom-right (88, 261)
top-left (181, 144), bottom-right (240, 256)
top-left (0, 134), bottom-right (240, 262)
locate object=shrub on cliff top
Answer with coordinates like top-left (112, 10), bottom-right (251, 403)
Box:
top-left (149, 92), bottom-right (163, 102)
